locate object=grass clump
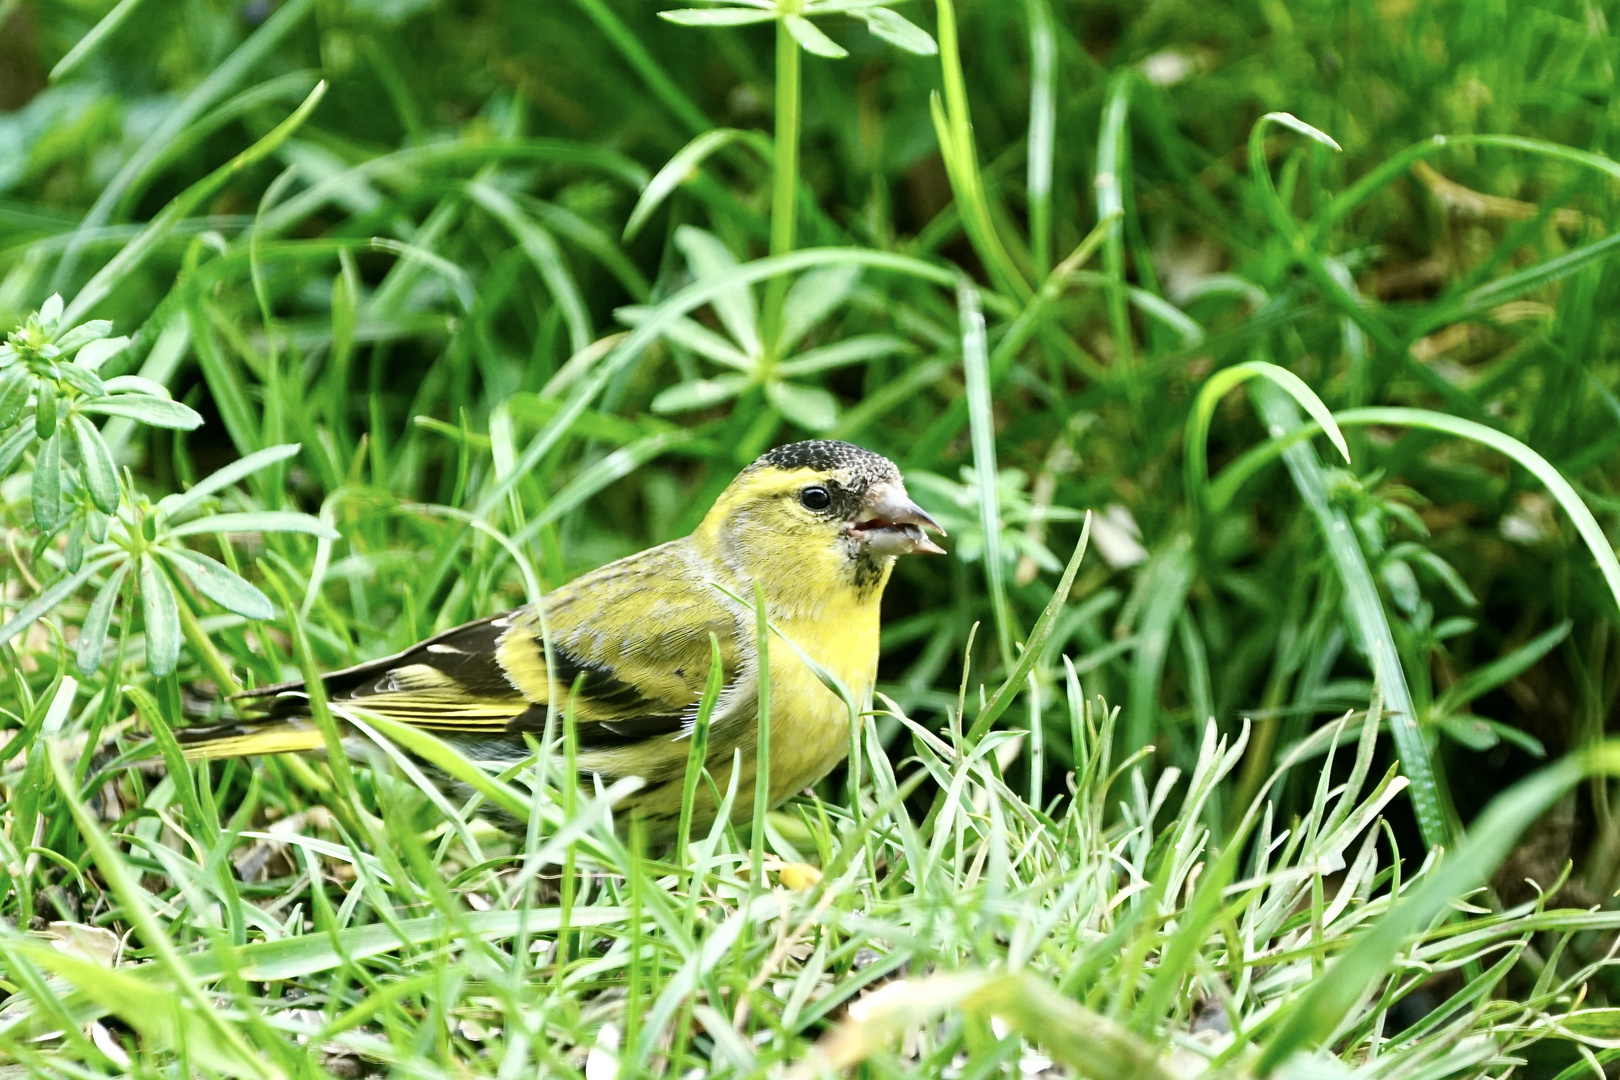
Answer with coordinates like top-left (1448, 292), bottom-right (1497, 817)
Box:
top-left (4, 0), bottom-right (1620, 1075)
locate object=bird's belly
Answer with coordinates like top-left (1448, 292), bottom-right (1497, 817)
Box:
top-left (761, 613), bottom-right (877, 804)
top-left (763, 659), bottom-right (858, 803)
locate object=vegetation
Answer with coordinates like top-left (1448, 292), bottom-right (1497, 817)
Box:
top-left (2, 0), bottom-right (1620, 1076)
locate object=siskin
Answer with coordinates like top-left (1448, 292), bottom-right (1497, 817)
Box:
top-left (175, 440), bottom-right (944, 835)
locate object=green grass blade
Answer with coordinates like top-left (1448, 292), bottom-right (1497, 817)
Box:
top-left (968, 513), bottom-right (1091, 742)
top-left (52, 0), bottom-right (317, 294)
top-left (47, 0), bottom-right (151, 82)
top-left (1257, 742), bottom-right (1620, 1073)
top-left (62, 79), bottom-right (328, 326)
top-left (931, 0), bottom-right (1031, 300)
top-left (1253, 383), bottom-right (1452, 848)
top-left (1096, 72), bottom-right (1137, 407)
top-left (958, 277), bottom-right (1013, 666)
top-left (1185, 359), bottom-right (1350, 530)
top-left (1022, 0), bottom-right (1056, 278)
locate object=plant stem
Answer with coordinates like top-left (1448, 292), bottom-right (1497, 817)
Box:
top-left (174, 584), bottom-right (242, 696)
top-left (77, 582), bottom-right (135, 784)
top-left (761, 19), bottom-right (801, 355)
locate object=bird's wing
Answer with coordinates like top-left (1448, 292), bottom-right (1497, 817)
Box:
top-left (187, 540), bottom-right (745, 759)
top-left (495, 538), bottom-right (747, 746)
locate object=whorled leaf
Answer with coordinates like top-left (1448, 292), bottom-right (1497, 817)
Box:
top-left (674, 227), bottom-right (759, 357)
top-left (71, 415), bottom-right (119, 514)
top-left (0, 368), bottom-right (29, 427)
top-left (137, 555), bottom-right (181, 676)
top-left (785, 13), bottom-right (849, 57)
top-left (1436, 715), bottom-right (1504, 752)
top-left (765, 380), bottom-right (839, 431)
top-left (100, 374), bottom-right (170, 396)
top-left (75, 335), bottom-right (129, 372)
top-left (860, 7), bottom-right (937, 54)
top-left (1387, 542), bottom-right (1478, 607)
top-left (31, 432), bottom-right (61, 531)
top-left (777, 335), bottom-right (908, 377)
top-left (1433, 620), bottom-right (1572, 718)
top-left (64, 512), bottom-right (85, 573)
top-left (1380, 557), bottom-right (1420, 614)
top-left (0, 554), bottom-right (118, 647)
top-left (658, 7), bottom-right (777, 26)
top-left (77, 561), bottom-right (131, 674)
top-left (51, 319), bottom-right (112, 356)
top-left (156, 443), bottom-right (302, 522)
top-left (77, 395), bottom-right (203, 430)
top-left (778, 265), bottom-right (862, 354)
top-left (650, 374), bottom-right (751, 414)
top-left (0, 423), bottom-right (32, 476)
top-left (617, 305), bottom-right (755, 370)
top-left (158, 547), bottom-right (274, 620)
top-left (55, 361), bottom-right (106, 398)
top-left (34, 379), bottom-right (57, 439)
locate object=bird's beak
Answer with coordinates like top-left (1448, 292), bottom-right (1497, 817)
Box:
top-left (848, 483), bottom-right (947, 556)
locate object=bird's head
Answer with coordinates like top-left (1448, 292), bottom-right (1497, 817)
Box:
top-left (696, 440), bottom-right (945, 606)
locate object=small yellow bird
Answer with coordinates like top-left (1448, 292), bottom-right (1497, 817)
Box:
top-left (176, 440), bottom-right (944, 834)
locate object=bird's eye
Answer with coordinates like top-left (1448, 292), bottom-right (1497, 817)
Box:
top-left (799, 486), bottom-right (832, 511)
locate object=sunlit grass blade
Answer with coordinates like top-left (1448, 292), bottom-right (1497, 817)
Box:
top-left (1022, 0), bottom-right (1056, 278)
top-left (1122, 534), bottom-right (1196, 754)
top-left (62, 79), bottom-right (328, 326)
top-left (43, 742), bottom-right (273, 1077)
top-left (968, 513), bottom-right (1090, 741)
top-left (958, 277), bottom-right (1013, 666)
top-left (47, 0), bottom-right (152, 82)
top-left (1096, 72), bottom-right (1137, 408)
top-left (1257, 741), bottom-right (1620, 1073)
top-left (931, 0), bottom-right (1031, 301)
top-left (1253, 382), bottom-right (1451, 849)
top-left (675, 633), bottom-right (726, 860)
top-left (1185, 359), bottom-right (1350, 531)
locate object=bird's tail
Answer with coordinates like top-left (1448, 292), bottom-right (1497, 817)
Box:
top-left (170, 675), bottom-right (326, 760)
top-left (172, 716), bottom-right (327, 760)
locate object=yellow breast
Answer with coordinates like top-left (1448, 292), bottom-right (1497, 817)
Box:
top-left (763, 593), bottom-right (881, 803)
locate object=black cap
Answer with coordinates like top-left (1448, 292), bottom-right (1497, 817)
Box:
top-left (756, 440), bottom-right (899, 483)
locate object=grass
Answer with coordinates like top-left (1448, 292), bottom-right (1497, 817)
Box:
top-left (3, 0), bottom-right (1620, 1075)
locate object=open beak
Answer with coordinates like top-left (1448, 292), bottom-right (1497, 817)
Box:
top-left (848, 483), bottom-right (947, 556)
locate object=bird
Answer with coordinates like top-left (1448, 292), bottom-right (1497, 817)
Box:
top-left (173, 440), bottom-right (945, 837)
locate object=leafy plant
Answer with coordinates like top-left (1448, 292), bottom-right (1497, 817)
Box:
top-left (623, 229), bottom-right (909, 430)
top-left (0, 295), bottom-right (200, 534)
top-left (659, 0), bottom-right (937, 58)
top-left (908, 464), bottom-right (1082, 572)
top-left (0, 440), bottom-right (335, 677)
top-left (0, 291), bottom-right (330, 678)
